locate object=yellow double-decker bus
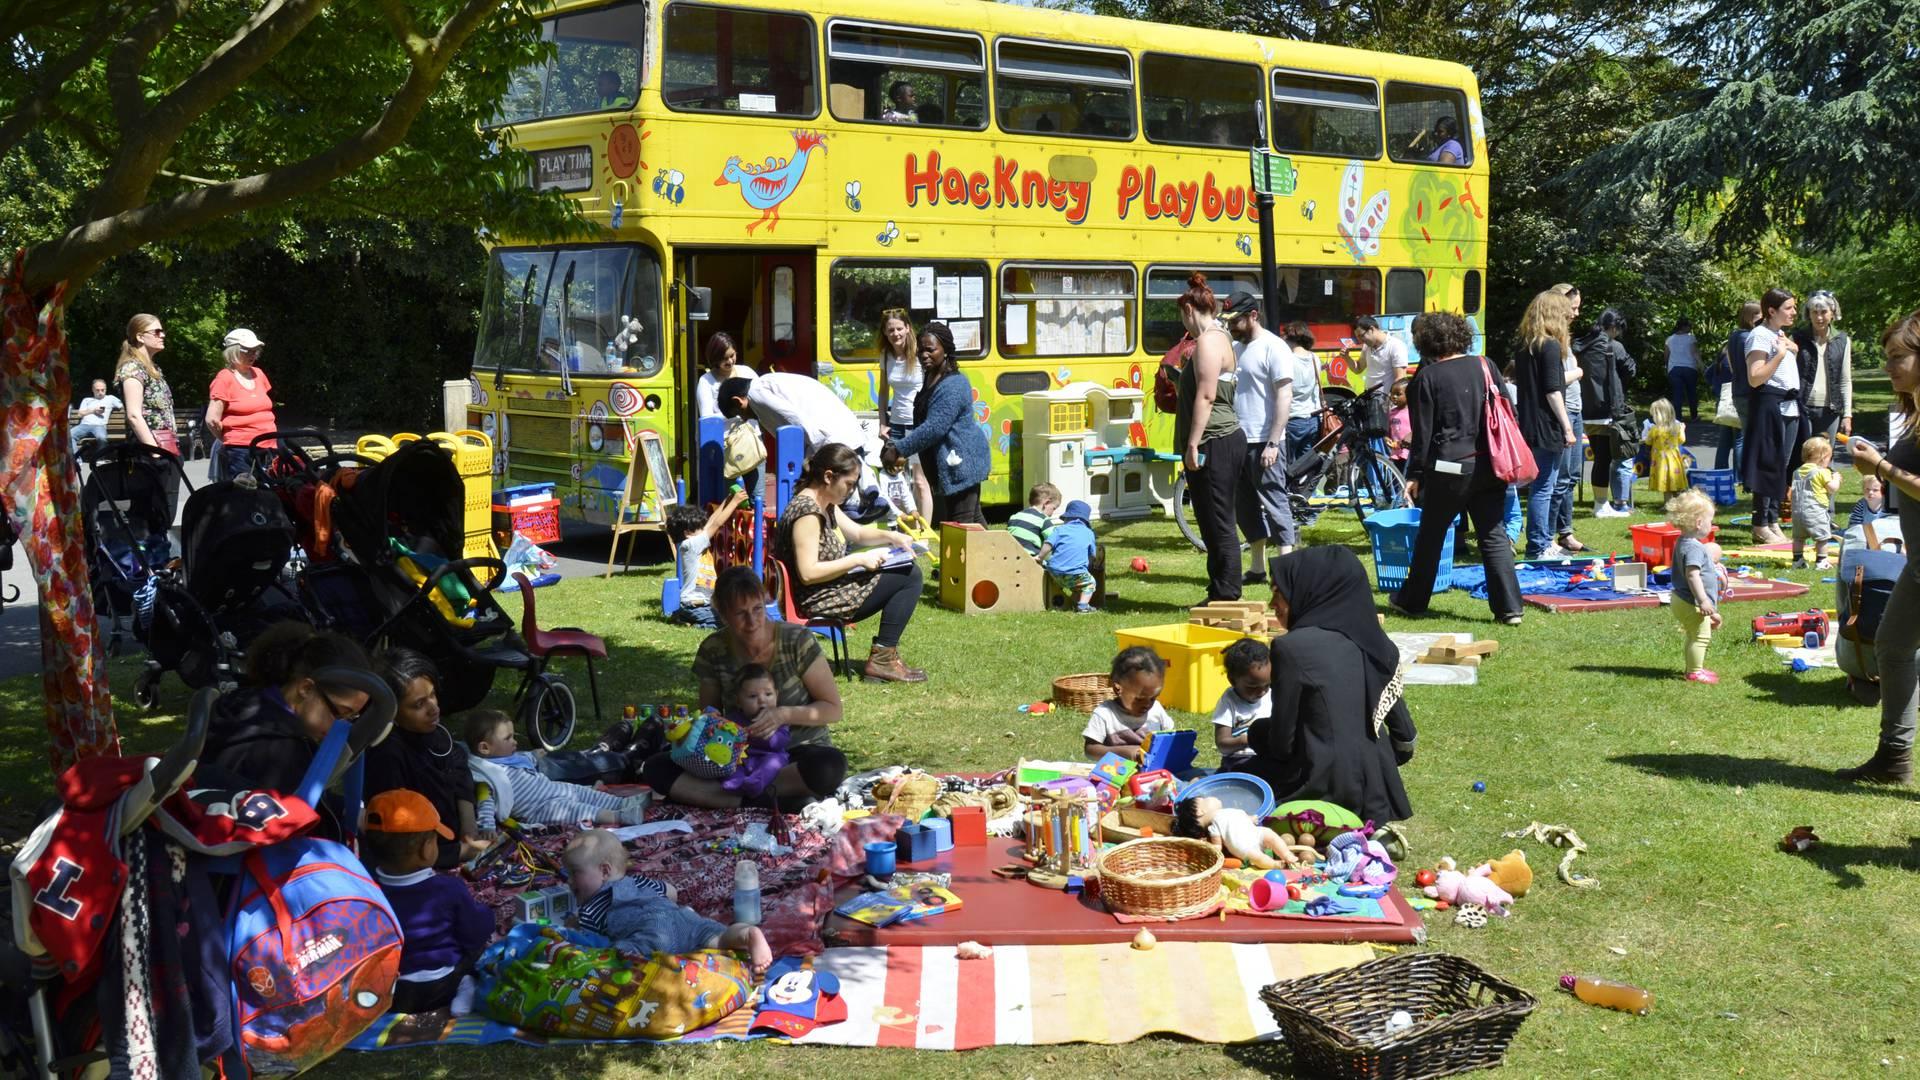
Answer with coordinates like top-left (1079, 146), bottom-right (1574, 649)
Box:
top-left (469, 0), bottom-right (1487, 524)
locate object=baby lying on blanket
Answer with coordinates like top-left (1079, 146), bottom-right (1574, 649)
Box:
top-left (465, 710), bottom-right (649, 829)
top-left (564, 829), bottom-right (773, 973)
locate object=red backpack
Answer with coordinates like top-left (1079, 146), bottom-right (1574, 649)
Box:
top-left (1153, 336), bottom-right (1194, 414)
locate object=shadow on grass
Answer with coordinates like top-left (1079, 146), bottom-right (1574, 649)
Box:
top-left (1611, 752), bottom-right (1920, 802)
top-left (1573, 663), bottom-right (1678, 681)
top-left (1744, 669), bottom-right (1869, 709)
top-left (1800, 836), bottom-right (1920, 889)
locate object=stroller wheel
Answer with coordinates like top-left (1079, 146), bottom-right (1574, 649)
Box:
top-left (133, 669), bottom-right (162, 712)
top-left (521, 674), bottom-right (576, 751)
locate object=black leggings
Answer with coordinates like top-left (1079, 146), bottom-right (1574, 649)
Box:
top-left (844, 561), bottom-right (924, 647)
top-left (933, 484), bottom-right (984, 527)
top-left (1189, 428), bottom-right (1248, 601)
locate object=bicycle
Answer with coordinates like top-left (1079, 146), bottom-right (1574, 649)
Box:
top-left (1173, 388), bottom-right (1410, 553)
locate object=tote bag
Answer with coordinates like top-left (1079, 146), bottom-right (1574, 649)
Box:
top-left (1713, 381), bottom-right (1741, 427)
top-left (1480, 357), bottom-right (1538, 486)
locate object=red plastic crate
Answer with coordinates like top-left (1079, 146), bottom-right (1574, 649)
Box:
top-left (1630, 522), bottom-right (1717, 568)
top-left (497, 497), bottom-right (560, 544)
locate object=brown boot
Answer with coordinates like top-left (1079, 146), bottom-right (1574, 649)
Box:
top-left (1837, 745), bottom-right (1914, 784)
top-left (863, 644), bottom-right (928, 684)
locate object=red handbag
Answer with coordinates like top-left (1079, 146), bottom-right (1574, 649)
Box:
top-left (1480, 357), bottom-right (1539, 486)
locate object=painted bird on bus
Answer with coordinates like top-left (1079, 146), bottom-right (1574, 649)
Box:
top-left (715, 130), bottom-right (826, 235)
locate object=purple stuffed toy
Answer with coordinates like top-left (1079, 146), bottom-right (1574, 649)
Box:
top-left (719, 716), bottom-right (790, 797)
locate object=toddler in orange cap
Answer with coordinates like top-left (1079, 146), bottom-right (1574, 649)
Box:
top-left (363, 789), bottom-right (494, 1015)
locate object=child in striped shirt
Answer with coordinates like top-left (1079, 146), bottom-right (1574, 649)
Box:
top-left (465, 710), bottom-right (650, 829)
top-left (1007, 482), bottom-right (1061, 556)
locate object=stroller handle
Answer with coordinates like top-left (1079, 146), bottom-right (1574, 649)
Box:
top-left (115, 686), bottom-right (216, 837)
top-left (311, 666), bottom-right (398, 786)
top-left (250, 428), bottom-right (332, 451)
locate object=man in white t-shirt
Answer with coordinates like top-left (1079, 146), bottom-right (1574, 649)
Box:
top-left (718, 372), bottom-right (881, 513)
top-left (71, 378), bottom-right (122, 456)
top-left (1224, 292), bottom-right (1295, 579)
top-left (1351, 316), bottom-right (1408, 396)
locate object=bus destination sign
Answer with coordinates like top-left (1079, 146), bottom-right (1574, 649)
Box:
top-left (533, 146), bottom-right (594, 192)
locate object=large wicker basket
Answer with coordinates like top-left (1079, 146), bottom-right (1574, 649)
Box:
top-left (1096, 837), bottom-right (1222, 919)
top-left (1259, 951), bottom-right (1537, 1080)
top-left (1051, 672), bottom-right (1109, 712)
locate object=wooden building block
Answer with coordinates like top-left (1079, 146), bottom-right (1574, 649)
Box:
top-left (939, 523), bottom-right (1046, 614)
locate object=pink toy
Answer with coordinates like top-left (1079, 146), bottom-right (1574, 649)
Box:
top-left (1421, 857), bottom-right (1514, 916)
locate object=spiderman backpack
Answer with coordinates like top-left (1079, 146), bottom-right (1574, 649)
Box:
top-left (223, 837), bottom-right (402, 1076)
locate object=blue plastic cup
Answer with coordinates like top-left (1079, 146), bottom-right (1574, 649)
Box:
top-left (864, 840), bottom-right (897, 876)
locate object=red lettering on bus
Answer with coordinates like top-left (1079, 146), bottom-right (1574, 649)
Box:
top-left (995, 157), bottom-right (1019, 205)
top-left (1023, 169), bottom-right (1048, 207)
top-left (941, 167), bottom-right (966, 203)
top-left (1224, 186), bottom-right (1244, 219)
top-left (1065, 181), bottom-right (1091, 225)
top-left (1117, 166), bottom-right (1144, 218)
top-left (1177, 181), bottom-right (1199, 227)
top-left (1202, 173), bottom-right (1224, 220)
top-left (905, 152), bottom-right (942, 207)
top-left (968, 170), bottom-right (991, 209)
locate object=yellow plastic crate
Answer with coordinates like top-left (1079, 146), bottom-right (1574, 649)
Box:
top-left (463, 528), bottom-right (496, 561)
top-left (1112, 623), bottom-right (1245, 713)
top-left (427, 429), bottom-right (493, 477)
top-left (355, 434), bottom-right (397, 462)
top-left (464, 476), bottom-right (490, 533)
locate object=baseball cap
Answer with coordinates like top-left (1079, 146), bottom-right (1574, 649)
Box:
top-left (222, 328), bottom-right (265, 350)
top-left (1221, 291), bottom-right (1261, 317)
top-left (364, 789), bottom-right (454, 839)
top-left (750, 958), bottom-right (847, 1037)
top-left (1062, 499), bottom-right (1092, 523)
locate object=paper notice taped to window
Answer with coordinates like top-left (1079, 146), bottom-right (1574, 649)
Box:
top-left (1006, 303), bottom-right (1030, 347)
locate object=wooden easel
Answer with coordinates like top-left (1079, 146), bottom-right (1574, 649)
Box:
top-left (604, 429), bottom-right (677, 578)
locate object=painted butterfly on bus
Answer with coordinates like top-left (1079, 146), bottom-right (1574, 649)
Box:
top-left (1336, 159), bottom-right (1390, 264)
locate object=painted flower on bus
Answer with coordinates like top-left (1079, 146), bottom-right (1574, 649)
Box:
top-left (1336, 159), bottom-right (1390, 264)
top-left (715, 130), bottom-right (825, 235)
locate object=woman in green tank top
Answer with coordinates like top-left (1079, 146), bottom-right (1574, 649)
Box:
top-left (1174, 272), bottom-right (1249, 601)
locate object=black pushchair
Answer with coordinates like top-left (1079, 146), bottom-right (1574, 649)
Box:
top-left (79, 442), bottom-right (190, 659)
top-left (130, 477), bottom-right (305, 708)
top-left (316, 440), bottom-right (577, 749)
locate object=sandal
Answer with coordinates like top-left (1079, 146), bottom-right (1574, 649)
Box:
top-left (1558, 534), bottom-right (1587, 553)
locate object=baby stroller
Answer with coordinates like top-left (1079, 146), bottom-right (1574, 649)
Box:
top-left (129, 478), bottom-right (305, 709)
top-left (319, 439), bottom-right (578, 749)
top-left (80, 442), bottom-right (191, 659)
top-left (1, 670), bottom-right (397, 1079)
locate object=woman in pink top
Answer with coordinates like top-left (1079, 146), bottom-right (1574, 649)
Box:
top-left (205, 327), bottom-right (278, 480)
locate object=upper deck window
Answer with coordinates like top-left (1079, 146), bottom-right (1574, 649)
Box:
top-left (497, 1), bottom-right (646, 125)
top-left (995, 39), bottom-right (1133, 140)
top-left (1269, 70), bottom-right (1381, 159)
top-left (1386, 82), bottom-right (1472, 165)
top-left (663, 3), bottom-right (817, 117)
top-left (828, 21), bottom-right (987, 129)
top-left (1141, 54), bottom-right (1260, 148)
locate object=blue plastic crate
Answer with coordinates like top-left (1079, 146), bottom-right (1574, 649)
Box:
top-left (1688, 468), bottom-right (1738, 506)
top-left (1364, 507), bottom-right (1453, 594)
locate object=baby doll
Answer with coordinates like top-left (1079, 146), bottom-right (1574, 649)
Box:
top-left (718, 664), bottom-right (791, 798)
top-left (1173, 795), bottom-right (1317, 869)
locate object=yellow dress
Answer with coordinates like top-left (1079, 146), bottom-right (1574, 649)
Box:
top-left (1648, 425), bottom-right (1689, 493)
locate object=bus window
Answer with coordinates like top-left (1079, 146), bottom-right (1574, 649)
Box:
top-left (1385, 268), bottom-right (1426, 315)
top-left (1269, 70), bottom-right (1381, 159)
top-left (995, 40), bottom-right (1133, 140)
top-left (827, 20), bottom-right (986, 130)
top-left (1000, 264), bottom-right (1137, 357)
top-left (663, 3), bottom-right (817, 117)
top-left (829, 259), bottom-right (991, 360)
top-left (1386, 82), bottom-right (1472, 165)
top-left (1143, 266), bottom-right (1380, 353)
top-left (1140, 54), bottom-right (1260, 148)
top-left (475, 245), bottom-right (664, 377)
top-left (496, 0), bottom-right (646, 124)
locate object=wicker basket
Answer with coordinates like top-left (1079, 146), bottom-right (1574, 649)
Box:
top-left (1096, 837), bottom-right (1222, 919)
top-left (1259, 951), bottom-right (1537, 1080)
top-left (1051, 672), bottom-right (1109, 712)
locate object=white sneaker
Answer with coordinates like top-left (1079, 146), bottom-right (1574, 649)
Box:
top-left (1540, 543), bottom-right (1567, 559)
top-left (1594, 504), bottom-right (1629, 519)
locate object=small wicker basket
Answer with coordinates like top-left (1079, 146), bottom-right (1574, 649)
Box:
top-left (1051, 672), bottom-right (1109, 712)
top-left (1096, 837), bottom-right (1222, 919)
top-left (1259, 951), bottom-right (1537, 1080)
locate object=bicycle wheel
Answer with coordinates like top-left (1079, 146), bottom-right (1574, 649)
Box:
top-left (1171, 471), bottom-right (1250, 554)
top-left (520, 673), bottom-right (577, 751)
top-left (1345, 449), bottom-right (1410, 519)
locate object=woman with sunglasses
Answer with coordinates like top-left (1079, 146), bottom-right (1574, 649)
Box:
top-left (204, 327), bottom-right (279, 481)
top-left (200, 622), bottom-right (374, 836)
top-left (113, 312), bottom-right (183, 520)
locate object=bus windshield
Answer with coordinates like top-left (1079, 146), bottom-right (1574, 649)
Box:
top-left (475, 244), bottom-right (664, 377)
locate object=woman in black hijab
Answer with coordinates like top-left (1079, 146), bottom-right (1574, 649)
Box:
top-left (1240, 547), bottom-right (1416, 824)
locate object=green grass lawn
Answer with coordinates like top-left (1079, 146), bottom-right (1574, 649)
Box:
top-left (3, 376), bottom-right (1914, 1078)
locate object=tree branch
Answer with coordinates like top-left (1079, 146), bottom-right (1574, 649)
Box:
top-left (0, 2), bottom-right (130, 160)
top-left (94, 0), bottom-right (330, 220)
top-left (105, 0), bottom-right (191, 133)
top-left (26, 0), bottom-right (509, 291)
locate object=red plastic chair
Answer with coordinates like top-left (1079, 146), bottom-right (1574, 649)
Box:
top-left (513, 571), bottom-right (607, 721)
top-left (768, 559), bottom-right (857, 680)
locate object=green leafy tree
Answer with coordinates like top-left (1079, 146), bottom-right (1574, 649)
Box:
top-left (0, 0), bottom-right (576, 770)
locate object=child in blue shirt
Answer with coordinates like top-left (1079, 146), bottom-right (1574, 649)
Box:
top-left (1040, 499), bottom-right (1099, 612)
top-left (665, 488), bottom-right (750, 627)
top-left (364, 789), bottom-right (492, 1015)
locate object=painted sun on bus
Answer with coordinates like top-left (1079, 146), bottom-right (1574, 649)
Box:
top-left (468, 0), bottom-right (1487, 526)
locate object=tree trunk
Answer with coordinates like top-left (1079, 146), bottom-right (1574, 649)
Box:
top-left (1, 251), bottom-right (118, 771)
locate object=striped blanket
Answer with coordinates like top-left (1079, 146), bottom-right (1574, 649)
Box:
top-left (789, 941), bottom-right (1372, 1049)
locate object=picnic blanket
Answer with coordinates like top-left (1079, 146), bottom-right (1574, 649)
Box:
top-left (786, 941), bottom-right (1371, 1048)
top-left (347, 1001), bottom-right (759, 1052)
